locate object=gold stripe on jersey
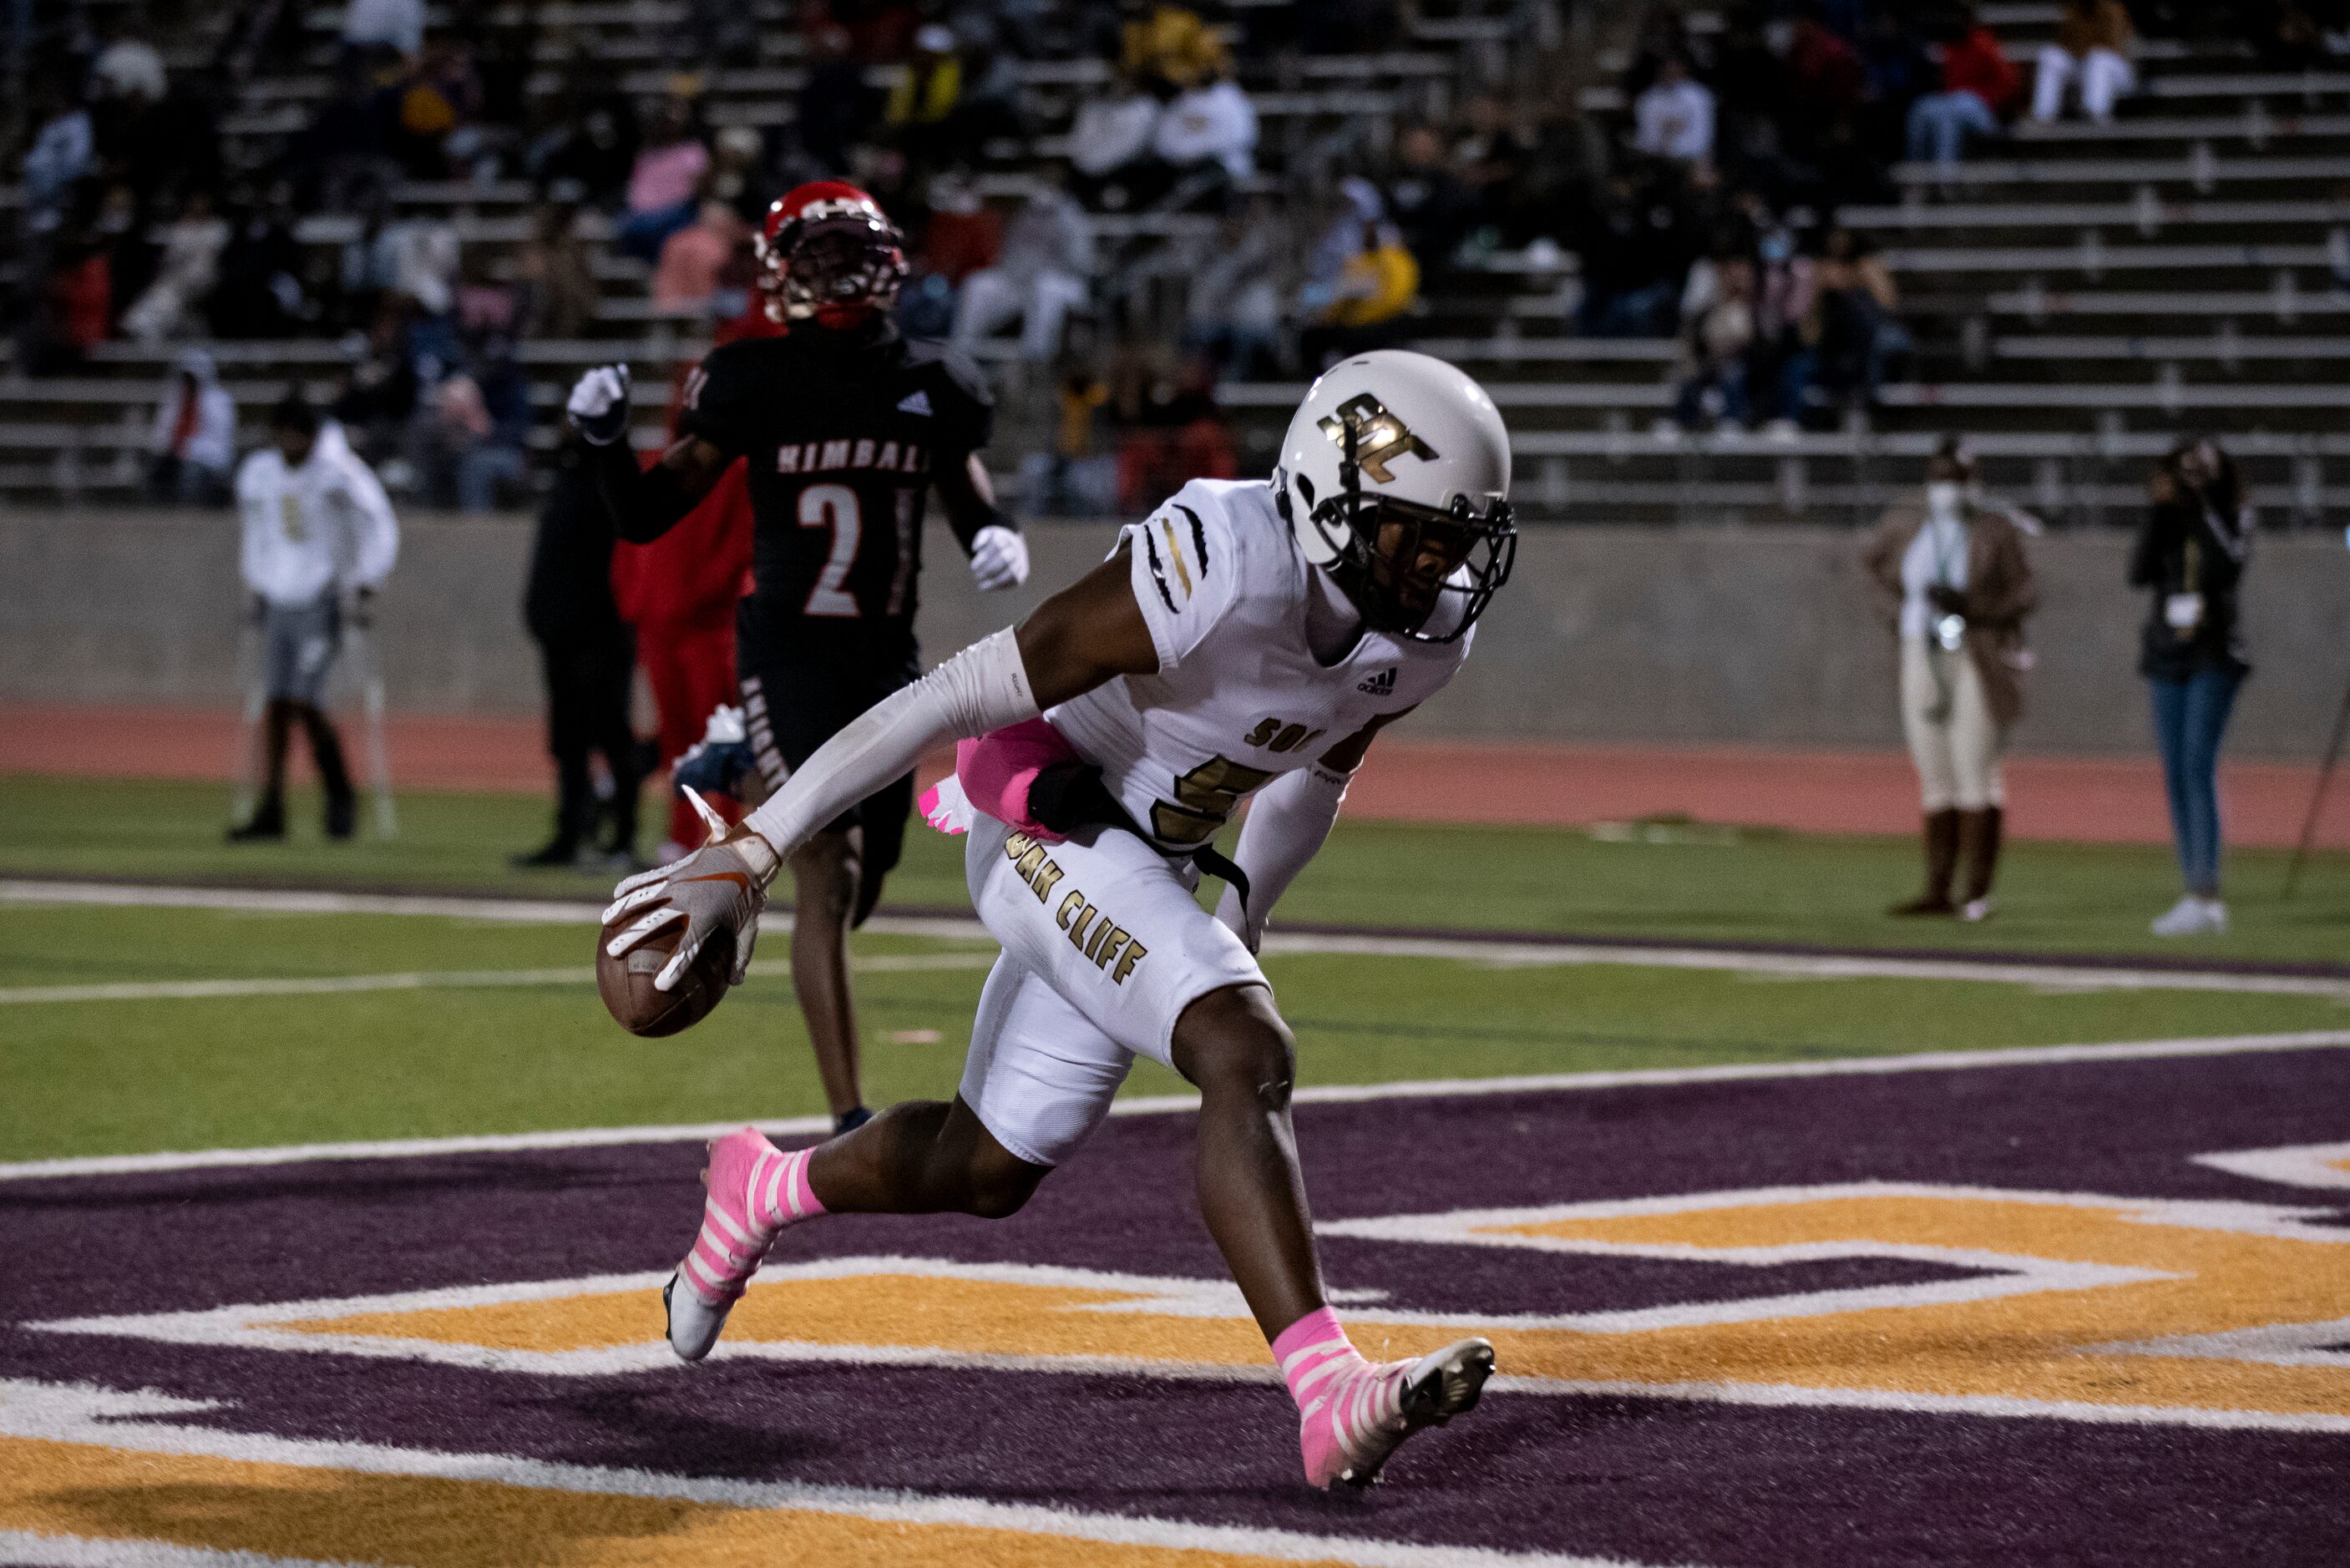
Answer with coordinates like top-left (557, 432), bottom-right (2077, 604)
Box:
top-left (1158, 517), bottom-right (1194, 599)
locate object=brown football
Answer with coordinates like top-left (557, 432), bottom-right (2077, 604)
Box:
top-left (595, 918), bottom-right (737, 1038)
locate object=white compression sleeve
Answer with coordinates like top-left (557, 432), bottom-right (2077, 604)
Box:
top-left (743, 627), bottom-right (1040, 860)
top-left (1213, 761), bottom-right (1353, 952)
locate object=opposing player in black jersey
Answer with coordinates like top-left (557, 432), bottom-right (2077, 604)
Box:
top-left (568, 181), bottom-right (1029, 1132)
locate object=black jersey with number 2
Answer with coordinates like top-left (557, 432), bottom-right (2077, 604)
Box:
top-left (676, 322), bottom-right (993, 649)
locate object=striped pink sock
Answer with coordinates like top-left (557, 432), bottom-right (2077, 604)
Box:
top-left (752, 1145), bottom-right (827, 1231)
top-left (1273, 1305), bottom-right (1366, 1412)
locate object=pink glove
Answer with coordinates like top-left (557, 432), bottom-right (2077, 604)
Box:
top-left (918, 717), bottom-right (1081, 841)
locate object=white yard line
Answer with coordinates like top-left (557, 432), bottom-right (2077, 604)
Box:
top-left (0, 951), bottom-right (997, 1006)
top-left (0, 1379), bottom-right (1666, 1568)
top-left (8, 878), bottom-right (2345, 999)
top-left (4, 1029), bottom-right (2346, 1184)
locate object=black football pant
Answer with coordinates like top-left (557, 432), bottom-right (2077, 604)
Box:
top-left (537, 625), bottom-right (641, 853)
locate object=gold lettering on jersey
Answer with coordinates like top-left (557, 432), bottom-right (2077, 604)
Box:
top-left (1112, 938), bottom-right (1147, 984)
top-left (1016, 842), bottom-right (1144, 984)
top-left (1092, 926), bottom-right (1130, 971)
top-left (1067, 904), bottom-right (1099, 951)
top-left (1056, 889), bottom-right (1085, 930)
top-left (1242, 718), bottom-right (1327, 755)
top-left (1316, 393), bottom-right (1440, 484)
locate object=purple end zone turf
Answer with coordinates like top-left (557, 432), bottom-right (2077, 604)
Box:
top-left (5, 1047), bottom-right (2349, 1565)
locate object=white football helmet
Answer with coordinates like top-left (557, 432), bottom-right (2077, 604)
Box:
top-left (1273, 351), bottom-right (1515, 643)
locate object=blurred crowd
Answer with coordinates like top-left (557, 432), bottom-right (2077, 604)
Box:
top-left (14, 0), bottom-right (2350, 508)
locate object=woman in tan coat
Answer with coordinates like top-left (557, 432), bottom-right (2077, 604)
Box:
top-left (1862, 437), bottom-right (2039, 919)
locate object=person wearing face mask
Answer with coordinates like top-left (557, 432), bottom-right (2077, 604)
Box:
top-left (1862, 437), bottom-right (2039, 919)
top-left (2133, 438), bottom-right (2252, 936)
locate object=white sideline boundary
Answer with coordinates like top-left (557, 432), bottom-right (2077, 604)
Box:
top-left (3, 1029), bottom-right (2346, 1184)
top-left (8, 878), bottom-right (2348, 999)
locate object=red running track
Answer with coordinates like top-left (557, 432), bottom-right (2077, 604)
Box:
top-left (0, 702), bottom-right (2341, 849)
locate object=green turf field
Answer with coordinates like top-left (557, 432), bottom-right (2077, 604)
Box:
top-left (5, 772), bottom-right (2347, 963)
top-left (5, 773), bottom-right (2347, 1164)
top-left (3, 898), bottom-right (2343, 1162)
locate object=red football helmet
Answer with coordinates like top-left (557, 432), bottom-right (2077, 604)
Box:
top-left (754, 181), bottom-right (909, 328)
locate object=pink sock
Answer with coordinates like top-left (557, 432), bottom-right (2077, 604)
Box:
top-left (752, 1145), bottom-right (827, 1231)
top-left (1273, 1306), bottom-right (1366, 1413)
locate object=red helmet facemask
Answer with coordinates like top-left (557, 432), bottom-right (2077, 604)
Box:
top-left (755, 181), bottom-right (909, 330)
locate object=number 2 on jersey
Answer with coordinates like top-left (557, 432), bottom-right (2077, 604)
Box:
top-left (1151, 755), bottom-right (1274, 847)
top-left (799, 483), bottom-right (862, 618)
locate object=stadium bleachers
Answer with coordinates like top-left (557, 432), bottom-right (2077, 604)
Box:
top-left (8, 0), bottom-right (2348, 527)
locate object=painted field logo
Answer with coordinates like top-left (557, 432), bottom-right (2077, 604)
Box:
top-left (36, 1148), bottom-right (2350, 1433)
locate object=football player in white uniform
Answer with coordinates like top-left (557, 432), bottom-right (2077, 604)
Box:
top-left (597, 351), bottom-right (1517, 1488)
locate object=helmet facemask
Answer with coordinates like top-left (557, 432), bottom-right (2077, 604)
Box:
top-left (757, 212), bottom-right (908, 327)
top-left (1289, 414), bottom-right (1516, 644)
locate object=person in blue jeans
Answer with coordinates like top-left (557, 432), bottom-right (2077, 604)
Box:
top-left (2131, 438), bottom-right (2253, 935)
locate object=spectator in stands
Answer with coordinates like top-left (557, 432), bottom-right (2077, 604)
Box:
top-left (2135, 438), bottom-right (2254, 937)
top-left (652, 200), bottom-right (748, 317)
top-left (121, 190), bottom-right (229, 343)
top-left (1749, 210), bottom-right (1818, 434)
top-left (342, 0), bottom-right (426, 61)
top-left (514, 202), bottom-right (601, 341)
top-left (1573, 174), bottom-right (1684, 337)
top-left (796, 25), bottom-right (874, 176)
top-left (1021, 352), bottom-right (1117, 518)
top-left (885, 25), bottom-right (966, 172)
top-left (209, 185), bottom-right (311, 339)
top-left (300, 55), bottom-right (398, 215)
top-left (1182, 198), bottom-right (1284, 379)
top-left (1066, 71), bottom-right (1163, 210)
top-left (1385, 123), bottom-right (1477, 271)
top-left (1809, 224), bottom-right (1909, 412)
top-left (1454, 94), bottom-right (1537, 240)
top-left (332, 306), bottom-right (421, 466)
top-left (951, 185), bottom-right (1094, 362)
top-left (1907, 8), bottom-right (2020, 169)
top-left (704, 127), bottom-right (767, 217)
top-left (615, 97), bottom-right (710, 263)
top-left (390, 33), bottom-right (483, 180)
top-left (2032, 0), bottom-right (2137, 124)
top-left (89, 13), bottom-right (168, 105)
top-left (1633, 54), bottom-right (1716, 165)
top-left (23, 83), bottom-right (94, 236)
top-left (518, 438), bottom-right (642, 868)
top-left (413, 346), bottom-right (529, 512)
top-left (1673, 251), bottom-right (1756, 430)
top-left (525, 76), bottom-right (638, 205)
top-left (1862, 436), bottom-right (2038, 921)
top-left (32, 225), bottom-right (114, 373)
top-left (1122, 2), bottom-right (1226, 92)
top-left (147, 350), bottom-right (238, 506)
top-left (453, 247), bottom-right (519, 342)
top-left (1298, 207), bottom-right (1420, 371)
top-left (1150, 64), bottom-right (1258, 205)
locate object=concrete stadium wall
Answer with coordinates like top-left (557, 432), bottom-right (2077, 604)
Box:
top-left (3, 507), bottom-right (2342, 758)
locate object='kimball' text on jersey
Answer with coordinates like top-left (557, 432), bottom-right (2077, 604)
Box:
top-left (678, 325), bottom-right (992, 640)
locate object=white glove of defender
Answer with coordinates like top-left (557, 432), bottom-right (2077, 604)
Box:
top-left (968, 524), bottom-right (1030, 593)
top-left (565, 364), bottom-right (632, 446)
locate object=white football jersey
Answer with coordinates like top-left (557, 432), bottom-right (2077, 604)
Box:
top-left (1047, 478), bottom-right (1473, 853)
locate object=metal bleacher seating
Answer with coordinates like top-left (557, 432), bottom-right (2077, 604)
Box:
top-left (7, 0), bottom-right (2348, 527)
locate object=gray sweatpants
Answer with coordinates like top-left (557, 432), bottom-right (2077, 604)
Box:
top-left (263, 594), bottom-right (342, 706)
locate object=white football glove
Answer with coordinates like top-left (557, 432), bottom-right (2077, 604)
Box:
top-left (968, 524), bottom-right (1030, 593)
top-left (566, 364), bottom-right (632, 446)
top-left (601, 822), bottom-right (780, 991)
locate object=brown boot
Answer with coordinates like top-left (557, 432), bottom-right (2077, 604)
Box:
top-left (1890, 808), bottom-right (1960, 916)
top-left (1957, 805), bottom-right (2003, 920)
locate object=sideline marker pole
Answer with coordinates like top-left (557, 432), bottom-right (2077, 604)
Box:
top-left (2283, 671), bottom-right (2350, 898)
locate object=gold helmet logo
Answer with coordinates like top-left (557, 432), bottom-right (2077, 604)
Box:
top-left (1317, 393), bottom-right (1440, 484)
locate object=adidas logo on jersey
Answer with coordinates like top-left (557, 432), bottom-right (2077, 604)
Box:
top-left (1358, 669), bottom-right (1397, 696)
top-left (896, 390), bottom-right (933, 417)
